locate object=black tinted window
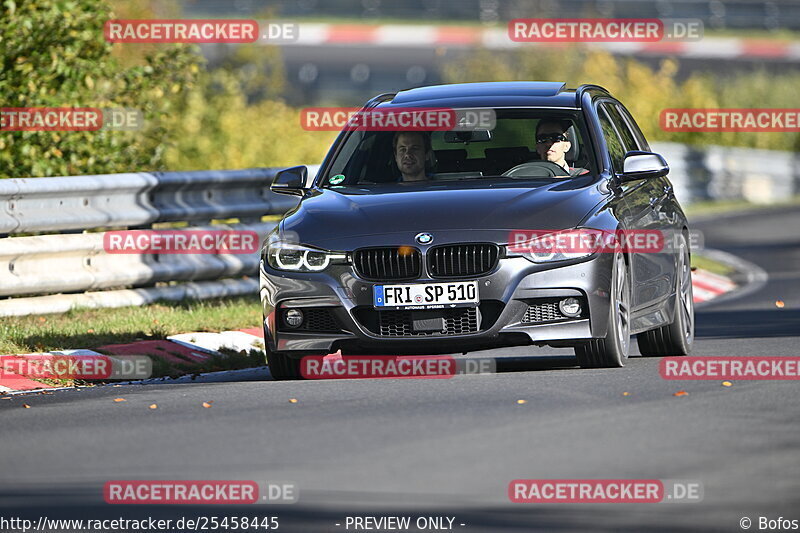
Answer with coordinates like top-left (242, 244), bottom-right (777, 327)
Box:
top-left (615, 104), bottom-right (649, 151)
top-left (598, 107), bottom-right (625, 171)
top-left (602, 102), bottom-right (638, 154)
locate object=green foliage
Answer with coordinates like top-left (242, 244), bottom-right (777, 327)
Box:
top-left (0, 0), bottom-right (204, 178)
top-left (443, 46), bottom-right (800, 152)
top-left (0, 0), bottom-right (335, 178)
top-left (162, 59), bottom-right (336, 171)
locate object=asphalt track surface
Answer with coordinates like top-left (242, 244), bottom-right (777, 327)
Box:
top-left (2, 207), bottom-right (799, 532)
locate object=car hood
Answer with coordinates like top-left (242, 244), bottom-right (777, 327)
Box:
top-left (282, 181), bottom-right (605, 249)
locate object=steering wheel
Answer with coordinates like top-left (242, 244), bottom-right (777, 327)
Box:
top-left (502, 161), bottom-right (569, 178)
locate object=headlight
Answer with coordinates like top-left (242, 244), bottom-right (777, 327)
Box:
top-left (505, 229), bottom-right (601, 263)
top-left (265, 241), bottom-right (348, 272)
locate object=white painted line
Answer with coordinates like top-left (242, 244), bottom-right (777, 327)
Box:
top-left (293, 23), bottom-right (330, 46)
top-left (591, 42), bottom-right (644, 54)
top-left (483, 28), bottom-right (520, 49)
top-left (48, 349), bottom-right (103, 356)
top-left (787, 42), bottom-right (800, 61)
top-left (693, 270), bottom-right (737, 292)
top-left (682, 39), bottom-right (742, 58)
top-left (376, 25), bottom-right (437, 46)
top-left (692, 285), bottom-right (717, 302)
top-left (0, 386), bottom-right (73, 396)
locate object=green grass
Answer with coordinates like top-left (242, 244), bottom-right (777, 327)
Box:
top-left (685, 196), bottom-right (800, 218)
top-left (691, 254), bottom-right (735, 276)
top-left (0, 296), bottom-right (263, 355)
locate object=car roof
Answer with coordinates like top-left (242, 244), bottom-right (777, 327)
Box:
top-left (383, 81), bottom-right (581, 109)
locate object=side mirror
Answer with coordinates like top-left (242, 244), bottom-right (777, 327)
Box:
top-left (271, 166), bottom-right (307, 195)
top-left (618, 151), bottom-right (669, 182)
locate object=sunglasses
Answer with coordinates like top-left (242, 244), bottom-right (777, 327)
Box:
top-left (536, 133), bottom-right (568, 144)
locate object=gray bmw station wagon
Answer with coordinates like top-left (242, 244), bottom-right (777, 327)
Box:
top-left (260, 82), bottom-right (693, 379)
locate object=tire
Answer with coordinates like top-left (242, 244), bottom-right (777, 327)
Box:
top-left (263, 324), bottom-right (303, 380)
top-left (575, 252), bottom-right (631, 368)
top-left (265, 347), bottom-right (303, 380)
top-left (637, 235), bottom-right (694, 356)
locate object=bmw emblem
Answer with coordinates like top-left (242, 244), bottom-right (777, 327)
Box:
top-left (415, 232), bottom-right (433, 245)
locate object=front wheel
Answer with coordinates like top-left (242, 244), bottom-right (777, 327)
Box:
top-left (263, 324), bottom-right (303, 380)
top-left (575, 252), bottom-right (631, 368)
top-left (637, 235), bottom-right (694, 356)
top-left (265, 347), bottom-right (303, 380)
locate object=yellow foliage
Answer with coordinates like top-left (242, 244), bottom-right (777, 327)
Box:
top-left (443, 45), bottom-right (800, 152)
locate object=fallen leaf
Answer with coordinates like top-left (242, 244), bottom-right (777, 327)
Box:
top-left (516, 399), bottom-right (527, 404)
top-left (87, 329), bottom-right (95, 333)
top-left (149, 404), bottom-right (158, 409)
top-left (113, 398), bottom-right (126, 402)
top-left (38, 317), bottom-right (46, 323)
top-left (776, 300), bottom-right (785, 308)
top-left (722, 381), bottom-right (733, 387)
top-left (288, 398), bottom-right (298, 404)
top-left (23, 404), bottom-right (31, 408)
top-left (202, 402), bottom-right (212, 408)
top-left (673, 390), bottom-right (689, 397)
top-left (622, 392), bottom-right (631, 396)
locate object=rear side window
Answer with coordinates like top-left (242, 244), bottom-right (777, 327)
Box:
top-left (601, 102), bottom-right (638, 154)
top-left (615, 103), bottom-right (650, 151)
top-left (598, 106), bottom-right (626, 172)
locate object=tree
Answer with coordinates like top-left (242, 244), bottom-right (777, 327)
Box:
top-left (0, 0), bottom-right (203, 178)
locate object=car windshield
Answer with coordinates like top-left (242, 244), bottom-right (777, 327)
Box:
top-left (320, 108), bottom-right (596, 191)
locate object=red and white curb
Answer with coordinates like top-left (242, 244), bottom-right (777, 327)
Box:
top-left (692, 268), bottom-right (737, 303)
top-left (278, 23), bottom-right (800, 61)
top-left (0, 328), bottom-right (265, 394)
top-left (1, 271), bottom-right (734, 393)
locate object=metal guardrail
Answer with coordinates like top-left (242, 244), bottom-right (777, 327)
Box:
top-left (0, 167), bottom-right (312, 316)
top-left (651, 142), bottom-right (799, 206)
top-left (0, 144), bottom-right (797, 317)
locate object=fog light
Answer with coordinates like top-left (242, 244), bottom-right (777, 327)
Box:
top-left (284, 309), bottom-right (304, 328)
top-left (559, 297), bottom-right (582, 318)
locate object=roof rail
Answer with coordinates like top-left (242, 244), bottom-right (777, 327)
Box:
top-left (361, 92), bottom-right (395, 110)
top-left (575, 84), bottom-right (611, 106)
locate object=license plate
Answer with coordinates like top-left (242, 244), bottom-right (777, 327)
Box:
top-left (374, 281), bottom-right (479, 310)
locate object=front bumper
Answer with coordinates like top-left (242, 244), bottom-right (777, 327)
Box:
top-left (259, 253), bottom-right (614, 355)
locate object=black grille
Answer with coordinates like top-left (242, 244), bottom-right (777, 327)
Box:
top-left (282, 308), bottom-right (341, 332)
top-left (428, 243), bottom-right (499, 278)
top-left (378, 307), bottom-right (479, 337)
top-left (520, 299), bottom-right (583, 324)
top-left (354, 247), bottom-right (421, 280)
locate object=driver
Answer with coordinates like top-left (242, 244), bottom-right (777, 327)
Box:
top-left (393, 131), bottom-right (432, 182)
top-left (535, 119), bottom-right (588, 177)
